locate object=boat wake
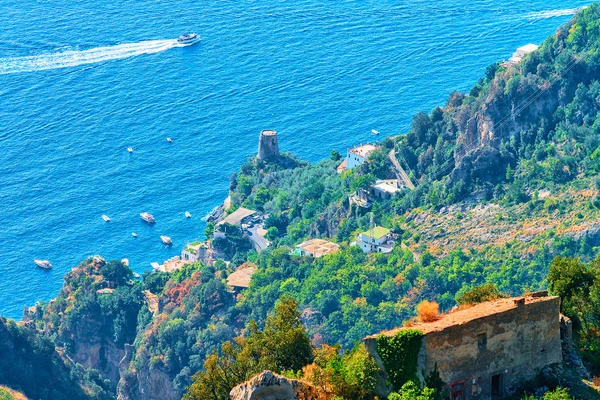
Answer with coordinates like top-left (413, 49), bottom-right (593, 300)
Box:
top-left (525, 6), bottom-right (587, 20)
top-left (0, 39), bottom-right (186, 75)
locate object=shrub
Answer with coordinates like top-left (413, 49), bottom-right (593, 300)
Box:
top-left (417, 300), bottom-right (439, 323)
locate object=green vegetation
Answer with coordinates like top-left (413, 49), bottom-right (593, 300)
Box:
top-left (184, 297), bottom-right (313, 400)
top-left (376, 329), bottom-right (423, 391)
top-left (548, 256), bottom-right (600, 374)
top-left (456, 283), bottom-right (508, 306)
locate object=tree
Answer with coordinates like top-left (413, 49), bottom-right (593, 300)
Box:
top-left (389, 382), bottom-right (437, 400)
top-left (457, 284), bottom-right (507, 306)
top-left (330, 150), bottom-right (342, 161)
top-left (185, 297), bottom-right (313, 400)
top-left (547, 257), bottom-right (594, 317)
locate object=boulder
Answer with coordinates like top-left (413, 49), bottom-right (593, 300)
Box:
top-left (230, 371), bottom-right (322, 400)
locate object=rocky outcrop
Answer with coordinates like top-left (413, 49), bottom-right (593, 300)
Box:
top-left (117, 365), bottom-right (179, 400)
top-left (229, 371), bottom-right (323, 400)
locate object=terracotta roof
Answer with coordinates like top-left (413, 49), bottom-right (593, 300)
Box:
top-left (297, 239), bottom-right (340, 258)
top-left (365, 295), bottom-right (558, 339)
top-left (337, 159), bottom-right (347, 173)
top-left (227, 264), bottom-right (257, 288)
top-left (218, 207), bottom-right (256, 226)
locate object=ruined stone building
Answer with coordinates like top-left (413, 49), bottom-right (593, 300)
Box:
top-left (364, 293), bottom-right (564, 399)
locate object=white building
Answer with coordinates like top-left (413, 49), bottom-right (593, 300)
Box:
top-left (181, 241), bottom-right (208, 263)
top-left (346, 144), bottom-right (378, 170)
top-left (505, 44), bottom-right (539, 66)
top-left (371, 179), bottom-right (403, 200)
top-left (355, 226), bottom-right (394, 253)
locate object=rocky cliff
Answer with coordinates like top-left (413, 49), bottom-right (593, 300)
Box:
top-left (229, 371), bottom-right (324, 400)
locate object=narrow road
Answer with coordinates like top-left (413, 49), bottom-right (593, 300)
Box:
top-left (388, 149), bottom-right (415, 189)
top-left (247, 225), bottom-right (269, 251)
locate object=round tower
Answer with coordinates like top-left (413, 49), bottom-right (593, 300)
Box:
top-left (257, 129), bottom-right (280, 160)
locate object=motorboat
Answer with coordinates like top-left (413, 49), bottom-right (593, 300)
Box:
top-left (371, 129), bottom-right (380, 135)
top-left (127, 147), bottom-right (133, 153)
top-left (161, 235), bottom-right (173, 246)
top-left (177, 33), bottom-right (201, 45)
top-left (140, 212), bottom-right (155, 224)
top-left (34, 259), bottom-right (52, 269)
top-left (132, 232), bottom-right (138, 238)
top-left (102, 215), bottom-right (111, 222)
top-left (167, 137), bottom-right (172, 143)
top-left (185, 211), bottom-right (192, 218)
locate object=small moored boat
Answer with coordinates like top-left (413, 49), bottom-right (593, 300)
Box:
top-left (177, 33), bottom-right (201, 45)
top-left (127, 147), bottom-right (133, 153)
top-left (132, 232), bottom-right (138, 238)
top-left (185, 211), bottom-right (191, 218)
top-left (161, 235), bottom-right (173, 246)
top-left (167, 137), bottom-right (172, 143)
top-left (34, 259), bottom-right (52, 269)
top-left (102, 215), bottom-right (111, 222)
top-left (140, 212), bottom-right (155, 224)
top-left (371, 129), bottom-right (380, 135)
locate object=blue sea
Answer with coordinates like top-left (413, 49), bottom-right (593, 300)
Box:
top-left (0, 0), bottom-right (587, 319)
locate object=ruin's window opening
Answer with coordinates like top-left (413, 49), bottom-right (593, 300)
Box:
top-left (491, 374), bottom-right (503, 397)
top-left (477, 333), bottom-right (487, 349)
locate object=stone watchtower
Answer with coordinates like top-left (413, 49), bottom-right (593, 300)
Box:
top-left (257, 130), bottom-right (280, 160)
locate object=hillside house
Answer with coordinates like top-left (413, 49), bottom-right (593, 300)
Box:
top-left (215, 207), bottom-right (257, 239)
top-left (346, 144), bottom-right (378, 170)
top-left (503, 43), bottom-right (539, 66)
top-left (364, 293), bottom-right (564, 399)
top-left (355, 226), bottom-right (394, 253)
top-left (226, 263), bottom-right (257, 293)
top-left (181, 241), bottom-right (209, 263)
top-left (295, 238), bottom-right (340, 258)
top-left (371, 179), bottom-right (403, 199)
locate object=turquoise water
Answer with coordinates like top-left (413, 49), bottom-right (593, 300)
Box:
top-left (0, 0), bottom-right (587, 319)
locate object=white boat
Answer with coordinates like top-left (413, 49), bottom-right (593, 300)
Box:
top-left (127, 147), bottom-right (133, 153)
top-left (34, 259), bottom-right (52, 269)
top-left (102, 215), bottom-right (111, 222)
top-left (161, 235), bottom-right (173, 246)
top-left (140, 212), bottom-right (155, 224)
top-left (132, 232), bottom-right (138, 238)
top-left (167, 137), bottom-right (172, 143)
top-left (133, 272), bottom-right (141, 279)
top-left (121, 258), bottom-right (129, 267)
top-left (150, 262), bottom-right (161, 270)
top-left (371, 129), bottom-right (380, 135)
top-left (185, 211), bottom-right (192, 218)
top-left (177, 33), bottom-right (201, 45)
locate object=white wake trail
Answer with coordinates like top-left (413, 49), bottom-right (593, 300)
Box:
top-left (525, 6), bottom-right (588, 20)
top-left (0, 39), bottom-right (184, 75)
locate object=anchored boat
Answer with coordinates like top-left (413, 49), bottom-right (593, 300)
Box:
top-left (161, 235), bottom-right (173, 246)
top-left (140, 212), bottom-right (155, 224)
top-left (34, 259), bottom-right (52, 269)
